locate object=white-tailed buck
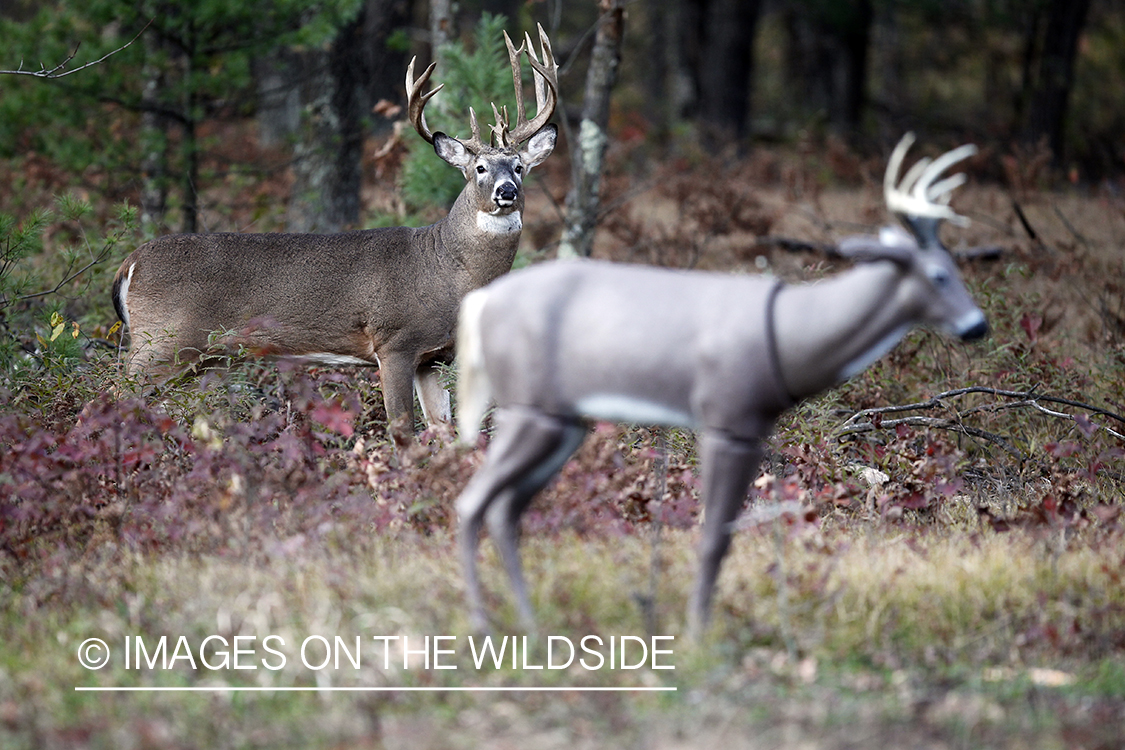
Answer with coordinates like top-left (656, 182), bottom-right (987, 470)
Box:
top-left (455, 134), bottom-right (988, 637)
top-left (112, 25), bottom-right (558, 431)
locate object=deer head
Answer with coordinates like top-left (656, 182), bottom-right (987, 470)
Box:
top-left (834, 133), bottom-right (987, 344)
top-left (405, 24), bottom-right (559, 223)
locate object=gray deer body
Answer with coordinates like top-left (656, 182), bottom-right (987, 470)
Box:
top-left (113, 26), bottom-right (558, 431)
top-left (454, 135), bottom-right (988, 637)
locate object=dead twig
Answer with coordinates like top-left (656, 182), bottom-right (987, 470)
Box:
top-left (836, 386), bottom-right (1125, 445)
top-left (0, 21), bottom-right (150, 79)
top-left (1011, 199), bottom-right (1041, 244)
top-left (838, 413), bottom-right (1026, 461)
top-left (1052, 204), bottom-right (1092, 252)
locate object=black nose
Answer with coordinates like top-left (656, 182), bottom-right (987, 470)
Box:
top-left (496, 184), bottom-right (517, 202)
top-left (960, 319), bottom-right (989, 341)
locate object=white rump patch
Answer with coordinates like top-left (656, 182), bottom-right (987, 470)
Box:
top-left (477, 210), bottom-right (522, 235)
top-left (576, 394), bottom-right (695, 429)
top-left (456, 288), bottom-right (493, 445)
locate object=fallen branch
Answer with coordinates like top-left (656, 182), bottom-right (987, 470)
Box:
top-left (838, 413), bottom-right (1026, 461)
top-left (836, 386), bottom-right (1125, 446)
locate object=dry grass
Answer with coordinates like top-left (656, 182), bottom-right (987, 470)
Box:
top-left (4, 522), bottom-right (1123, 748)
top-left (2, 137), bottom-right (1124, 748)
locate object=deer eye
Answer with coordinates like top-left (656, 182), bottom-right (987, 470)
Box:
top-left (476, 164), bottom-right (487, 174)
top-left (928, 268), bottom-right (952, 289)
top-left (514, 164), bottom-right (523, 175)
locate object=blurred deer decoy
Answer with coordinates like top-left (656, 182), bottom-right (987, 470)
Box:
top-left (454, 134), bottom-right (988, 638)
top-left (112, 25), bottom-right (558, 432)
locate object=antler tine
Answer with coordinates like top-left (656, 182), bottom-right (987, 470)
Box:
top-left (466, 106), bottom-right (488, 152)
top-left (914, 144), bottom-right (977, 203)
top-left (531, 31), bottom-right (551, 117)
top-left (503, 23), bottom-right (559, 147)
top-left (501, 30), bottom-right (525, 149)
top-left (406, 56), bottom-right (442, 145)
top-left (884, 133), bottom-right (976, 228)
top-left (489, 102), bottom-right (511, 147)
top-left (926, 173), bottom-right (968, 205)
top-left (408, 26), bottom-right (557, 153)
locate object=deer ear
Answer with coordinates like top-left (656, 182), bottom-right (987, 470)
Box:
top-left (520, 124), bottom-right (557, 171)
top-left (433, 132), bottom-right (475, 172)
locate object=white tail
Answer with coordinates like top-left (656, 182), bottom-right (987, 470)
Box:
top-left (112, 25), bottom-right (558, 433)
top-left (453, 135), bottom-right (987, 637)
top-left (455, 287), bottom-right (493, 445)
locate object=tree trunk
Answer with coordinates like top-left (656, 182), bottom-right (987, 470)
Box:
top-left (431, 0), bottom-right (453, 52)
top-left (286, 12), bottom-right (368, 233)
top-left (181, 49), bottom-right (198, 234)
top-left (692, 0), bottom-right (761, 147)
top-left (783, 0), bottom-right (872, 135)
top-left (360, 0), bottom-right (410, 134)
top-left (256, 50), bottom-right (302, 148)
top-left (557, 0), bottom-right (625, 260)
top-left (139, 34), bottom-right (169, 233)
top-left (260, 0), bottom-right (408, 148)
top-left (837, 0), bottom-right (872, 132)
top-left (480, 0), bottom-right (522, 28)
top-left (1023, 0), bottom-right (1091, 158)
top-left (644, 0), bottom-right (687, 144)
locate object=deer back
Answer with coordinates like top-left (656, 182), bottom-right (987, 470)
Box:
top-left (118, 227), bottom-right (426, 363)
top-left (467, 260), bottom-right (791, 437)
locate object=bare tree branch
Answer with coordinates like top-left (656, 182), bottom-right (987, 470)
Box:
top-left (0, 21), bottom-right (151, 79)
top-left (836, 385), bottom-right (1125, 446)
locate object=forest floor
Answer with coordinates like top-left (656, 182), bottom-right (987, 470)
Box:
top-left (2, 137), bottom-right (1124, 748)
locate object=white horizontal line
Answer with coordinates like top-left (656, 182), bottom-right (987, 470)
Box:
top-left (75, 686), bottom-right (676, 692)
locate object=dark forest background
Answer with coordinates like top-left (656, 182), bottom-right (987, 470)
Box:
top-left (0, 0), bottom-right (1120, 238)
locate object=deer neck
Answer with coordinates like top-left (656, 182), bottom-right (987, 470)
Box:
top-left (772, 262), bottom-right (920, 398)
top-left (435, 190), bottom-right (524, 289)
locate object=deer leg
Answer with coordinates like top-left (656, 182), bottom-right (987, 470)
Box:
top-left (414, 361), bottom-right (452, 426)
top-left (688, 431), bottom-right (764, 640)
top-left (377, 351), bottom-right (418, 436)
top-left (455, 407), bottom-right (586, 631)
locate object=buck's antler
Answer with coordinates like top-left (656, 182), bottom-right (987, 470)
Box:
top-left (405, 23), bottom-right (558, 153)
top-left (406, 57), bottom-right (441, 145)
top-left (884, 132), bottom-right (977, 228)
top-left (497, 24), bottom-right (558, 148)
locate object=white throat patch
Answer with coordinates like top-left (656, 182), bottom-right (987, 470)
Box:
top-left (477, 210), bottom-right (522, 235)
